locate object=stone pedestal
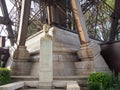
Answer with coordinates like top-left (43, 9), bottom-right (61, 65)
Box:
top-left (76, 42), bottom-right (110, 76)
top-left (77, 43), bottom-right (101, 60)
top-left (75, 61), bottom-right (95, 76)
top-left (13, 46), bottom-right (29, 60)
top-left (39, 24), bottom-right (53, 88)
top-left (11, 60), bottom-right (32, 75)
top-left (67, 81), bottom-right (80, 90)
top-left (11, 46), bottom-right (31, 76)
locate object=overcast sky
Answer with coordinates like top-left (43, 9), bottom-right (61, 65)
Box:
top-left (0, 0), bottom-right (13, 15)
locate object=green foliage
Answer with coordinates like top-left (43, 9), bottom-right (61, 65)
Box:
top-left (0, 68), bottom-right (11, 85)
top-left (109, 87), bottom-right (120, 90)
top-left (88, 72), bottom-right (120, 90)
top-left (109, 83), bottom-right (120, 90)
top-left (108, 73), bottom-right (120, 90)
top-left (88, 82), bottom-right (101, 90)
top-left (28, 22), bottom-right (38, 37)
top-left (88, 72), bottom-right (112, 90)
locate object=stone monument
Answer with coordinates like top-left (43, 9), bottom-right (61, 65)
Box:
top-left (39, 24), bottom-right (53, 88)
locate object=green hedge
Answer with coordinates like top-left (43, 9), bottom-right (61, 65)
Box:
top-left (88, 72), bottom-right (112, 90)
top-left (0, 68), bottom-right (11, 85)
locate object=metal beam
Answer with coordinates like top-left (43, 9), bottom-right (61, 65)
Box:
top-left (0, 16), bottom-right (13, 25)
top-left (17, 0), bottom-right (31, 46)
top-left (71, 0), bottom-right (90, 44)
top-left (109, 0), bottom-right (120, 41)
top-left (0, 16), bottom-right (6, 24)
top-left (47, 5), bottom-right (52, 25)
top-left (0, 0), bottom-right (14, 45)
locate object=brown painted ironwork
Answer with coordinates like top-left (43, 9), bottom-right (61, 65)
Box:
top-left (0, 0), bottom-right (119, 45)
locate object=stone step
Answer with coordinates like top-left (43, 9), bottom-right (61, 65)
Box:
top-left (23, 80), bottom-right (82, 90)
top-left (23, 81), bottom-right (67, 88)
top-left (11, 75), bottom-right (88, 81)
top-left (23, 88), bottom-right (65, 90)
top-left (54, 76), bottom-right (87, 80)
top-left (11, 76), bottom-right (38, 81)
top-left (0, 81), bottom-right (24, 90)
top-left (23, 80), bottom-right (87, 89)
top-left (11, 76), bottom-right (88, 87)
top-left (54, 76), bottom-right (88, 86)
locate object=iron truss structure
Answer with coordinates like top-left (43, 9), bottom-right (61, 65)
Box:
top-left (0, 0), bottom-right (119, 46)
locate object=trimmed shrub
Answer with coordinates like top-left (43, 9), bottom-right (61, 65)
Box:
top-left (0, 68), bottom-right (11, 85)
top-left (88, 82), bottom-right (101, 90)
top-left (88, 72), bottom-right (112, 90)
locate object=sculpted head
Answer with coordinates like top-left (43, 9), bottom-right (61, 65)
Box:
top-left (43, 24), bottom-right (50, 33)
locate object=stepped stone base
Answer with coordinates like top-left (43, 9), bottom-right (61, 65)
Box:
top-left (13, 46), bottom-right (30, 60)
top-left (22, 89), bottom-right (66, 90)
top-left (11, 45), bottom-right (32, 76)
top-left (67, 81), bottom-right (80, 90)
top-left (75, 61), bottom-right (95, 76)
top-left (76, 42), bottom-right (110, 76)
top-left (30, 52), bottom-right (78, 76)
top-left (24, 81), bottom-right (52, 89)
top-left (39, 82), bottom-right (52, 89)
top-left (25, 27), bottom-right (80, 77)
top-left (11, 60), bottom-right (32, 76)
top-left (0, 81), bottom-right (24, 90)
top-left (0, 80), bottom-right (80, 90)
top-left (11, 75), bottom-right (88, 89)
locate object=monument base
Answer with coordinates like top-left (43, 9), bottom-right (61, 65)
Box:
top-left (12, 46), bottom-right (31, 75)
top-left (76, 42), bottom-right (110, 76)
top-left (13, 46), bottom-right (30, 60)
top-left (11, 60), bottom-right (32, 76)
top-left (39, 82), bottom-right (52, 89)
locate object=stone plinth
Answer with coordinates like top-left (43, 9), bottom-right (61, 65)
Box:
top-left (75, 61), bottom-right (95, 76)
top-left (67, 81), bottom-right (80, 90)
top-left (13, 46), bottom-right (29, 60)
top-left (11, 60), bottom-right (32, 75)
top-left (0, 81), bottom-right (24, 90)
top-left (12, 46), bottom-right (31, 76)
top-left (76, 42), bottom-right (110, 76)
top-left (77, 43), bottom-right (100, 61)
top-left (26, 27), bottom-right (79, 76)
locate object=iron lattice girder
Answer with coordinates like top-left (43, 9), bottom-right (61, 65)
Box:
top-left (80, 0), bottom-right (114, 41)
top-left (109, 0), bottom-right (120, 41)
top-left (0, 0), bottom-right (15, 45)
top-left (0, 0), bottom-right (118, 45)
top-left (0, 16), bottom-right (13, 25)
top-left (28, 0), bottom-right (115, 42)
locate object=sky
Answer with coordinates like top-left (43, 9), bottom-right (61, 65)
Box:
top-left (0, 0), bottom-right (13, 46)
top-left (0, 0), bottom-right (13, 15)
top-left (0, 7), bottom-right (2, 16)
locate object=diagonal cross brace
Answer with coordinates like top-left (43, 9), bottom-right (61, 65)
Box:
top-left (0, 0), bottom-right (15, 45)
top-left (0, 16), bottom-right (13, 25)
